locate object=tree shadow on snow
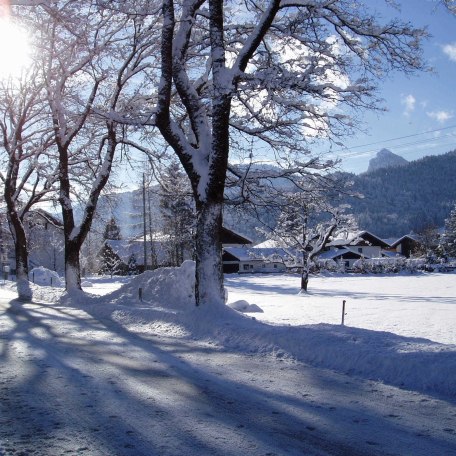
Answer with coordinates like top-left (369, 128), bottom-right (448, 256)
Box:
top-left (1, 296), bottom-right (455, 456)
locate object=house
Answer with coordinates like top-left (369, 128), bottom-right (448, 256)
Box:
top-left (387, 234), bottom-right (421, 258)
top-left (317, 247), bottom-right (365, 270)
top-left (318, 230), bottom-right (394, 270)
top-left (25, 209), bottom-right (65, 274)
top-left (222, 246), bottom-right (289, 273)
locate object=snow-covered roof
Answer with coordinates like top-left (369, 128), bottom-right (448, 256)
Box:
top-left (254, 239), bottom-right (280, 248)
top-left (27, 208), bottom-right (63, 228)
top-left (317, 248), bottom-right (353, 260)
top-left (328, 230), bottom-right (390, 248)
top-left (389, 234), bottom-right (421, 248)
top-left (132, 232), bottom-right (172, 242)
top-left (223, 246), bottom-right (291, 262)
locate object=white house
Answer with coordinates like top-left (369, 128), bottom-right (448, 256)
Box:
top-left (222, 246), bottom-right (289, 274)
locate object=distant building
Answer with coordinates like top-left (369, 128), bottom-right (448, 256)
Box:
top-left (387, 234), bottom-right (421, 258)
top-left (25, 209), bottom-right (65, 274)
top-left (101, 226), bottom-right (254, 275)
top-left (223, 247), bottom-right (289, 274)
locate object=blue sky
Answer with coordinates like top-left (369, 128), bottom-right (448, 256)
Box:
top-left (335, 0), bottom-right (456, 174)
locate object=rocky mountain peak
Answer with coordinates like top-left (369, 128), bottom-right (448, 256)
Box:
top-left (367, 148), bottom-right (408, 173)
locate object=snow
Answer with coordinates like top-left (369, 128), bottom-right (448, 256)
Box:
top-left (1, 265), bottom-right (455, 455)
top-left (29, 266), bottom-right (63, 288)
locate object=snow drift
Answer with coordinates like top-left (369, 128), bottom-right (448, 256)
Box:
top-left (76, 261), bottom-right (456, 400)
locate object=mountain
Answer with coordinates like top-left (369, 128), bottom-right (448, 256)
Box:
top-left (346, 150), bottom-right (456, 237)
top-left (366, 148), bottom-right (408, 173)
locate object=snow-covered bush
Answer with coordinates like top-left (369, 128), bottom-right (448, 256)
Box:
top-left (29, 267), bottom-right (63, 287)
top-left (352, 257), bottom-right (431, 274)
top-left (315, 259), bottom-right (340, 272)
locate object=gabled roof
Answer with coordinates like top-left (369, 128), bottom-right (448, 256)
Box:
top-left (318, 248), bottom-right (353, 260)
top-left (328, 230), bottom-right (390, 248)
top-left (221, 227), bottom-right (252, 245)
top-left (28, 209), bottom-right (63, 228)
top-left (319, 245), bottom-right (388, 261)
top-left (389, 234), bottom-right (420, 248)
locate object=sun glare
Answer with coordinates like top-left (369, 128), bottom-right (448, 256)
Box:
top-left (0, 18), bottom-right (31, 80)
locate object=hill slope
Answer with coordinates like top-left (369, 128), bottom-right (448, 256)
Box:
top-left (346, 150), bottom-right (456, 237)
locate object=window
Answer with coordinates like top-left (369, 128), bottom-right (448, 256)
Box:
top-left (358, 247), bottom-right (363, 253)
top-left (243, 264), bottom-right (250, 271)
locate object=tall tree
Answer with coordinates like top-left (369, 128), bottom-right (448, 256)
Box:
top-left (154, 0), bottom-right (426, 306)
top-left (30, 1), bottom-right (159, 291)
top-left (0, 67), bottom-right (57, 298)
top-left (159, 161), bottom-right (195, 266)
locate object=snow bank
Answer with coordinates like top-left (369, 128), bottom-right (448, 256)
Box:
top-left (108, 260), bottom-right (195, 309)
top-left (228, 299), bottom-right (264, 313)
top-left (29, 267), bottom-right (63, 287)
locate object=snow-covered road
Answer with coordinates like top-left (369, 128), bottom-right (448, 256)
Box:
top-left (1, 290), bottom-right (455, 456)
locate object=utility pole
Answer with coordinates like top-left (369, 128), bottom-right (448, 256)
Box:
top-left (142, 173), bottom-right (148, 271)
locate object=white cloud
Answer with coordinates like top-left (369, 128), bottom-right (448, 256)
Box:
top-left (442, 42), bottom-right (456, 62)
top-left (426, 110), bottom-right (454, 123)
top-left (401, 94), bottom-right (416, 116)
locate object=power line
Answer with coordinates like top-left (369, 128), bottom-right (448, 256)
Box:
top-left (339, 133), bottom-right (456, 159)
top-left (332, 124), bottom-right (456, 154)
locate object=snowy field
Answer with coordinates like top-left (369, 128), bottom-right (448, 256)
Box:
top-left (225, 272), bottom-right (456, 345)
top-left (1, 266), bottom-right (455, 455)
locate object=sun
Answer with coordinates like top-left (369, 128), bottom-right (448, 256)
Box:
top-left (0, 18), bottom-right (31, 80)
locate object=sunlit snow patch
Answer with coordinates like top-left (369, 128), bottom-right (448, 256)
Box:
top-left (228, 299), bottom-right (264, 313)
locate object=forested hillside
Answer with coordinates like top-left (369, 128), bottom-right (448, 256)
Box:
top-left (223, 150), bottom-right (456, 242)
top-left (346, 150), bottom-right (456, 237)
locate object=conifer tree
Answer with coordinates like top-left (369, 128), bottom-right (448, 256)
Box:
top-left (159, 161), bottom-right (195, 266)
top-left (103, 218), bottom-right (122, 241)
top-left (127, 253), bottom-right (139, 275)
top-left (442, 204), bottom-right (456, 258)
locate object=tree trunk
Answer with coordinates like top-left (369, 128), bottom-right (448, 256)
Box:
top-left (300, 269), bottom-right (309, 293)
top-left (5, 203), bottom-right (32, 300)
top-left (13, 227), bottom-right (32, 300)
top-left (301, 248), bottom-right (309, 293)
top-left (194, 200), bottom-right (224, 307)
top-left (64, 239), bottom-right (82, 291)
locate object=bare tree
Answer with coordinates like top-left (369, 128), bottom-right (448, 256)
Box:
top-left (29, 1), bottom-right (160, 291)
top-left (261, 188), bottom-right (356, 292)
top-left (153, 0), bottom-right (426, 306)
top-left (0, 69), bottom-right (57, 299)
top-left (442, 0), bottom-right (456, 14)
